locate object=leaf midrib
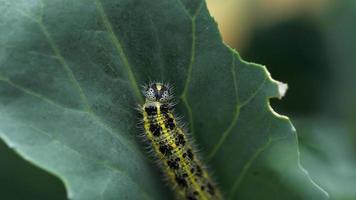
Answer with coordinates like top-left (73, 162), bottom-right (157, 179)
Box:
top-left (95, 0), bottom-right (143, 103)
top-left (178, 0), bottom-right (204, 137)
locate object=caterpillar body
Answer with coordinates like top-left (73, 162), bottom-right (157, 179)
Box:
top-left (140, 82), bottom-right (222, 200)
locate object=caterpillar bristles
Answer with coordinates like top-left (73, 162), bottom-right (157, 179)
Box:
top-left (138, 82), bottom-right (223, 200)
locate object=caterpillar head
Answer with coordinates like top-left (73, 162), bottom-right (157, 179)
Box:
top-left (144, 83), bottom-right (172, 103)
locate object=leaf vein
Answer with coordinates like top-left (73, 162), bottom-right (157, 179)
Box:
top-left (95, 0), bottom-right (143, 103)
top-left (208, 75), bottom-right (267, 159)
top-left (13, 6), bottom-right (90, 109)
top-left (37, 22), bottom-right (91, 110)
top-left (176, 0), bottom-right (192, 18)
top-left (207, 54), bottom-right (240, 160)
top-left (0, 75), bottom-right (143, 160)
top-left (28, 125), bottom-right (153, 200)
top-left (35, 9), bottom-right (144, 159)
top-left (239, 77), bottom-right (267, 108)
top-left (0, 76), bottom-right (83, 112)
top-left (228, 130), bottom-right (288, 199)
top-left (180, 17), bottom-right (196, 136)
top-left (228, 137), bottom-right (288, 199)
top-left (193, 0), bottom-right (205, 17)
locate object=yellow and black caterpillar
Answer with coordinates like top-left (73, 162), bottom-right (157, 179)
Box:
top-left (140, 82), bottom-right (222, 200)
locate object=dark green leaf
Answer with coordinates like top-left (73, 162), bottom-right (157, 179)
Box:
top-left (0, 0), bottom-right (328, 199)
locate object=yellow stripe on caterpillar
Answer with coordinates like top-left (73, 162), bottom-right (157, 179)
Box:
top-left (140, 82), bottom-right (223, 200)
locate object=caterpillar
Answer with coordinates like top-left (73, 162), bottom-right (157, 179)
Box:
top-left (139, 82), bottom-right (222, 200)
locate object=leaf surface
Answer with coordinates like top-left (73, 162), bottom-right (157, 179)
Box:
top-left (0, 0), bottom-right (327, 199)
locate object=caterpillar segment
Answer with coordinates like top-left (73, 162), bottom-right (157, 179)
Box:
top-left (140, 82), bottom-right (222, 200)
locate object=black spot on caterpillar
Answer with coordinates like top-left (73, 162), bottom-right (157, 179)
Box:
top-left (140, 82), bottom-right (223, 200)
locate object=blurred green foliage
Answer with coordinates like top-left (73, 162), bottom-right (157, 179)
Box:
top-left (0, 139), bottom-right (66, 200)
top-left (242, 0), bottom-right (356, 199)
top-left (244, 17), bottom-right (330, 115)
top-left (296, 118), bottom-right (356, 200)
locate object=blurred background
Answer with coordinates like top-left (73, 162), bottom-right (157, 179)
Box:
top-left (207, 0), bottom-right (356, 199)
top-left (1, 0), bottom-right (355, 199)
